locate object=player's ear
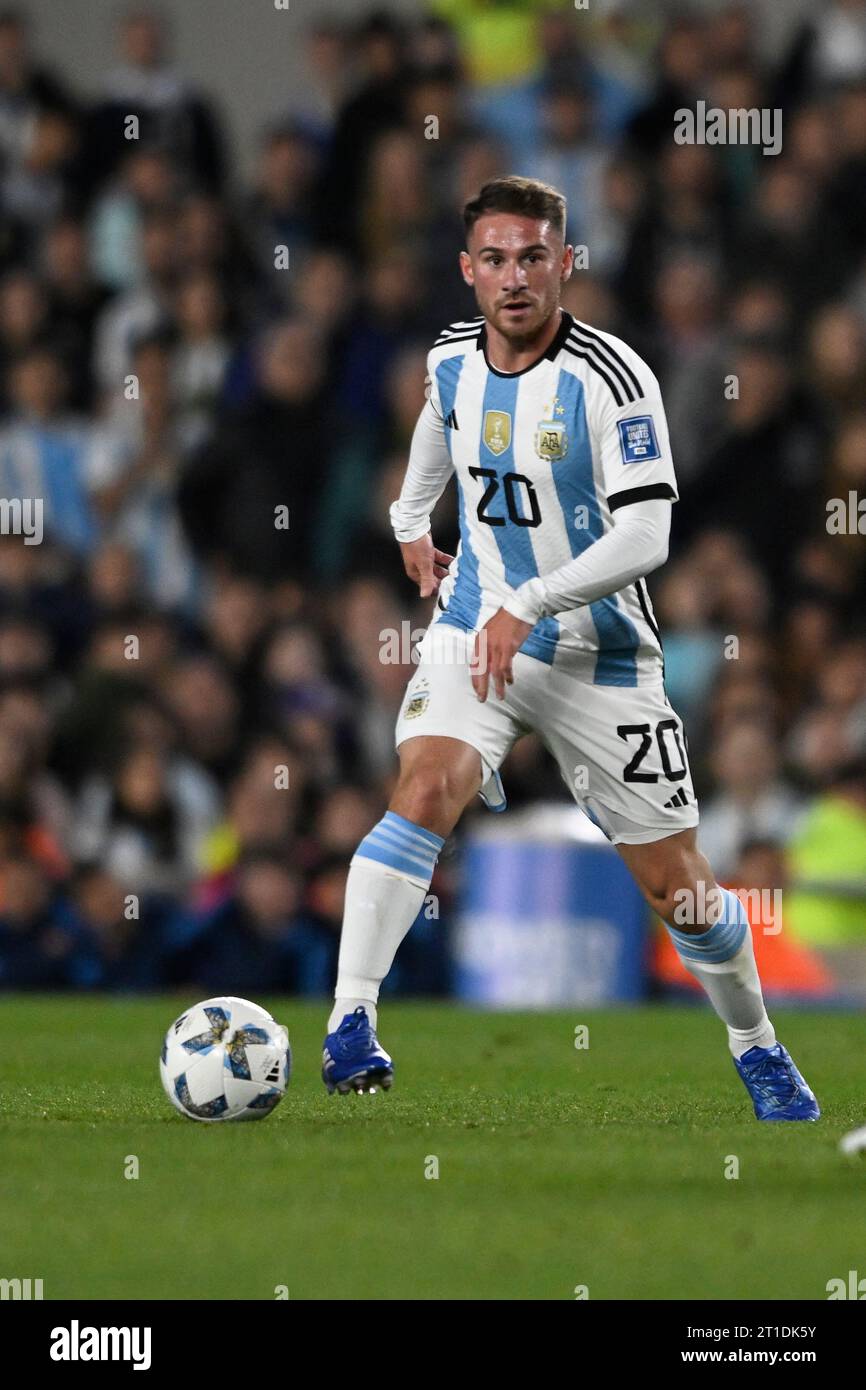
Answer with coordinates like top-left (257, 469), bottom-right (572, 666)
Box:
top-left (561, 243), bottom-right (574, 281)
top-left (459, 250), bottom-right (474, 286)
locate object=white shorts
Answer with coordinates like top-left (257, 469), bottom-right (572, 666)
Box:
top-left (394, 623), bottom-right (699, 846)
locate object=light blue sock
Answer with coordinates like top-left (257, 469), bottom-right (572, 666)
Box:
top-left (664, 887), bottom-right (775, 1058)
top-left (329, 813), bottom-right (445, 1032)
top-left (354, 811), bottom-right (444, 882)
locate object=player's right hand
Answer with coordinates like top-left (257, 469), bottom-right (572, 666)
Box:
top-left (399, 534), bottom-right (454, 599)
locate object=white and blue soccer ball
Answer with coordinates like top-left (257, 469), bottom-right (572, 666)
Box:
top-left (159, 996), bottom-right (291, 1122)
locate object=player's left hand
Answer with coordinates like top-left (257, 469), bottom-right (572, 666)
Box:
top-left (471, 608), bottom-right (533, 702)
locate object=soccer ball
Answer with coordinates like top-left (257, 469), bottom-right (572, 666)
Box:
top-left (159, 996), bottom-right (291, 1122)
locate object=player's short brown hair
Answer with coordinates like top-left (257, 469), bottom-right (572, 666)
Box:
top-left (463, 176), bottom-right (567, 241)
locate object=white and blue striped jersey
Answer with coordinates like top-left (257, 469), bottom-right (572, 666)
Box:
top-left (391, 310), bottom-right (678, 686)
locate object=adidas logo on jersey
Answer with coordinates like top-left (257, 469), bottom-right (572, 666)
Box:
top-left (664, 788), bottom-right (690, 809)
top-left (445, 409), bottom-right (459, 430)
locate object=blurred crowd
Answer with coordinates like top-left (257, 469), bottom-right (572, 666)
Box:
top-left (1, 1), bottom-right (866, 994)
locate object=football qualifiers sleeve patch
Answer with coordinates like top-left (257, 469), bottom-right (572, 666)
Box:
top-left (617, 415), bottom-right (661, 465)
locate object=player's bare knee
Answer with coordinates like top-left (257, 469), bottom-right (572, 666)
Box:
top-left (637, 845), bottom-right (715, 928)
top-left (400, 770), bottom-right (450, 826)
top-left (661, 873), bottom-right (722, 932)
top-left (392, 761), bottom-right (475, 834)
top-left (633, 862), bottom-right (680, 919)
top-left (643, 884), bottom-right (678, 924)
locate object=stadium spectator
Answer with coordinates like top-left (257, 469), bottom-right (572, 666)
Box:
top-left (697, 721), bottom-right (808, 879)
top-left (242, 124), bottom-right (319, 298)
top-left (178, 319), bottom-right (335, 584)
top-left (0, 853), bottom-right (76, 988)
top-left (64, 863), bottom-right (178, 990)
top-left (84, 6), bottom-right (226, 194)
top-left (174, 846), bottom-right (335, 996)
top-left (786, 757), bottom-right (866, 998)
top-left (73, 740), bottom-right (218, 895)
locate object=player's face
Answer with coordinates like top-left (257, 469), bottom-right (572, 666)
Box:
top-left (460, 214), bottom-right (573, 343)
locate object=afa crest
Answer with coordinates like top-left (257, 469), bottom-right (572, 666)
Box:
top-left (534, 397), bottom-right (569, 461)
top-left (534, 421), bottom-right (569, 461)
top-left (404, 689), bottom-right (430, 720)
top-left (483, 410), bottom-right (511, 456)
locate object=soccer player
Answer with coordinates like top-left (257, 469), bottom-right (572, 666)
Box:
top-left (321, 176), bottom-right (819, 1122)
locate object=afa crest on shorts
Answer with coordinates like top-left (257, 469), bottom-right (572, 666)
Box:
top-left (404, 687), bottom-right (430, 719)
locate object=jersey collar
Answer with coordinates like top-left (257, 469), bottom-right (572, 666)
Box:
top-left (477, 309), bottom-right (574, 378)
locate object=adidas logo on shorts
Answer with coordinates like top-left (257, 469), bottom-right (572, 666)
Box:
top-left (664, 788), bottom-right (690, 809)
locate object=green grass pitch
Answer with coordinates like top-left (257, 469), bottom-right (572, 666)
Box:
top-left (1, 997), bottom-right (864, 1300)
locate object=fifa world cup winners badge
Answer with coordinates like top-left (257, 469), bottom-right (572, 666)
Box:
top-left (534, 396), bottom-right (569, 461)
top-left (483, 409), bottom-right (511, 456)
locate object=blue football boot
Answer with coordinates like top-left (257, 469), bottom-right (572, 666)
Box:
top-left (734, 1042), bottom-right (820, 1121)
top-left (322, 1007), bottom-right (393, 1095)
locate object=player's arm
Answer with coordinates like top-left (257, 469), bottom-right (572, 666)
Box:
top-left (503, 496), bottom-right (671, 622)
top-left (509, 360), bottom-right (678, 623)
top-left (390, 372), bottom-right (456, 598)
top-left (474, 359), bottom-right (678, 701)
top-left (472, 499), bottom-right (670, 701)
